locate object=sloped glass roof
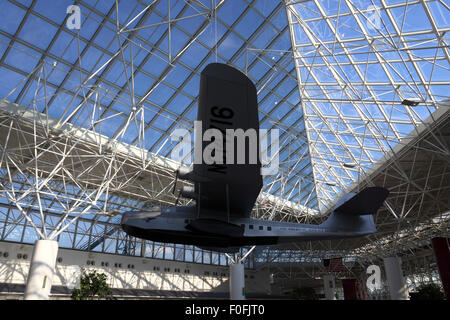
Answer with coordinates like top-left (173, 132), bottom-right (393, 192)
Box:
top-left (0, 0), bottom-right (448, 217)
top-left (0, 0), bottom-right (318, 212)
top-left (286, 0), bottom-right (449, 211)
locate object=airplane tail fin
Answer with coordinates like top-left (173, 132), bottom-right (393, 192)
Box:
top-left (333, 187), bottom-right (389, 215)
top-left (320, 187), bottom-right (389, 235)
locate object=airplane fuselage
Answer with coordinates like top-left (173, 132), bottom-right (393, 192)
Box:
top-left (121, 206), bottom-right (375, 250)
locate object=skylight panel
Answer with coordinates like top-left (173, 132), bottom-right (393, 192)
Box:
top-left (77, 5), bottom-right (103, 40)
top-left (0, 66), bottom-right (26, 101)
top-left (0, 1), bottom-right (26, 34)
top-left (168, 27), bottom-right (191, 57)
top-left (236, 8), bottom-right (265, 39)
top-left (147, 83), bottom-right (176, 106)
top-left (293, 1), bottom-right (321, 20)
top-left (427, 0), bottom-right (450, 29)
top-left (142, 53), bottom-right (169, 76)
top-left (144, 128), bottom-right (163, 151)
top-left (218, 31), bottom-right (244, 61)
top-left (50, 31), bottom-right (87, 64)
top-left (81, 45), bottom-right (113, 72)
top-left (152, 113), bottom-right (175, 131)
top-left (219, 0), bottom-right (247, 26)
top-left (132, 72), bottom-right (156, 96)
top-left (46, 91), bottom-right (82, 121)
top-left (19, 14), bottom-right (59, 51)
top-left (82, 0), bottom-right (112, 15)
top-left (308, 19), bottom-right (335, 42)
top-left (166, 93), bottom-right (191, 114)
top-left (178, 40), bottom-right (209, 68)
top-left (248, 58), bottom-right (271, 80)
top-left (94, 24), bottom-right (119, 51)
top-left (389, 4), bottom-right (434, 33)
top-left (34, 0), bottom-right (72, 25)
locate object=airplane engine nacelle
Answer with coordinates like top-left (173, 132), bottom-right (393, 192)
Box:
top-left (180, 185), bottom-right (197, 199)
top-left (186, 219), bottom-right (244, 238)
top-left (177, 167), bottom-right (193, 181)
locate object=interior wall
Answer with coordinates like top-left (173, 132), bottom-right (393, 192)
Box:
top-left (0, 241), bottom-right (270, 297)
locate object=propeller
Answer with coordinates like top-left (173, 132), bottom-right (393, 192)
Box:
top-left (172, 168), bottom-right (179, 195)
top-left (173, 168), bottom-right (182, 205)
top-left (172, 166), bottom-right (194, 195)
top-left (172, 166), bottom-right (195, 204)
top-left (175, 192), bottom-right (181, 206)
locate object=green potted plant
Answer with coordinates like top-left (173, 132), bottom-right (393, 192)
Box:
top-left (71, 270), bottom-right (115, 300)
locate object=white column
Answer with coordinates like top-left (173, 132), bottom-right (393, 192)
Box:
top-left (24, 240), bottom-right (59, 300)
top-left (323, 274), bottom-right (336, 300)
top-left (229, 262), bottom-right (245, 300)
top-left (383, 256), bottom-right (409, 300)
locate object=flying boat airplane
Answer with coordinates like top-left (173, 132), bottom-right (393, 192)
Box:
top-left (121, 63), bottom-right (389, 253)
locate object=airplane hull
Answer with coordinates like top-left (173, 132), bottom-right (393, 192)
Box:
top-left (122, 223), bottom-right (280, 248)
top-left (120, 206), bottom-right (376, 251)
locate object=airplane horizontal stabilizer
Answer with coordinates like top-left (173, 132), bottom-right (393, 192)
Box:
top-left (196, 245), bottom-right (241, 254)
top-left (334, 187), bottom-right (389, 215)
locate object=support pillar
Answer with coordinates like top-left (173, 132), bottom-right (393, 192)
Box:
top-left (383, 256), bottom-right (408, 300)
top-left (230, 262), bottom-right (245, 300)
top-left (24, 240), bottom-right (58, 300)
top-left (342, 279), bottom-right (358, 300)
top-left (323, 274), bottom-right (336, 300)
top-left (431, 237), bottom-right (449, 299)
top-left (359, 279), bottom-right (367, 300)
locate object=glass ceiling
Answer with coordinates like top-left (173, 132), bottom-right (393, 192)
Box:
top-left (0, 0), bottom-right (448, 215)
top-left (286, 0), bottom-right (449, 211)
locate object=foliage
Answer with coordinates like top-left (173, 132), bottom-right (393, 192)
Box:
top-left (71, 270), bottom-right (115, 300)
top-left (409, 283), bottom-right (445, 300)
top-left (290, 286), bottom-right (318, 300)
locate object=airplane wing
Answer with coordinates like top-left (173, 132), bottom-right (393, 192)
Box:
top-left (190, 63), bottom-right (263, 218)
